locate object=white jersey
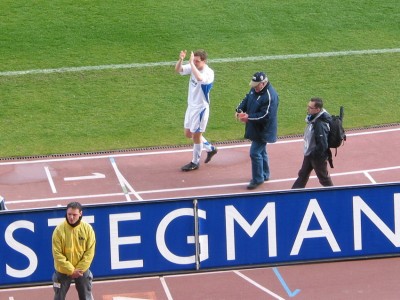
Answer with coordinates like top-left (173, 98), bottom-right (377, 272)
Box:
top-left (180, 64), bottom-right (214, 109)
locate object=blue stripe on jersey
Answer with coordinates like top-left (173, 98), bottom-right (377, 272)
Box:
top-left (201, 82), bottom-right (213, 103)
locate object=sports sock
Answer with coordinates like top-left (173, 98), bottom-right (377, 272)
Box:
top-left (192, 143), bottom-right (203, 164)
top-left (201, 136), bottom-right (213, 152)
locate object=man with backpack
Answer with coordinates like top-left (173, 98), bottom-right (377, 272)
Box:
top-left (292, 97), bottom-right (334, 189)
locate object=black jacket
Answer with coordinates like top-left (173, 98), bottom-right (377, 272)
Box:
top-left (236, 82), bottom-right (279, 143)
top-left (305, 110), bottom-right (331, 159)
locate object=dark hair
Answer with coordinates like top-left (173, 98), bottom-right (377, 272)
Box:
top-left (310, 97), bottom-right (323, 109)
top-left (193, 49), bottom-right (208, 61)
top-left (67, 201), bottom-right (83, 212)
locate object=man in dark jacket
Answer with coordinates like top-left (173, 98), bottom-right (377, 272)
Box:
top-left (236, 72), bottom-right (279, 190)
top-left (292, 97), bottom-right (334, 189)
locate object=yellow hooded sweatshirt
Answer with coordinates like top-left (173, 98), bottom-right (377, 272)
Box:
top-left (52, 219), bottom-right (96, 275)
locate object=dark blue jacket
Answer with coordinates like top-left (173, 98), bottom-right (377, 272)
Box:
top-left (236, 82), bottom-right (279, 143)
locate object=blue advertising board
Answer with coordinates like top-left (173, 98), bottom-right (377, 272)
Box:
top-left (0, 183), bottom-right (399, 287)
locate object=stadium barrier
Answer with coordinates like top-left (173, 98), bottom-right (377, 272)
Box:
top-left (0, 182), bottom-right (399, 288)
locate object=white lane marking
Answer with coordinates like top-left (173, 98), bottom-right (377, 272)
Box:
top-left (64, 172), bottom-right (105, 181)
top-left (7, 192), bottom-right (127, 205)
top-left (0, 127), bottom-right (398, 166)
top-left (159, 276), bottom-right (174, 300)
top-left (44, 166), bottom-right (57, 194)
top-left (1, 48), bottom-right (399, 77)
top-left (110, 157), bottom-right (132, 201)
top-left (109, 157), bottom-right (143, 201)
top-left (5, 165), bottom-right (400, 205)
top-left (364, 172), bottom-right (377, 184)
top-left (234, 270), bottom-right (285, 300)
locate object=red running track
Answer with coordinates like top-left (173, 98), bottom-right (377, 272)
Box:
top-left (0, 125), bottom-right (399, 299)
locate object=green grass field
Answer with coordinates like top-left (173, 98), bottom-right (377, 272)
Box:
top-left (1, 0), bottom-right (399, 158)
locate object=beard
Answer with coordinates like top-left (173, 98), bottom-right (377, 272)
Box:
top-left (65, 214), bottom-right (82, 227)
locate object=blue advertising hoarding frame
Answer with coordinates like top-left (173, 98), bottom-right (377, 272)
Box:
top-left (0, 182), bottom-right (399, 287)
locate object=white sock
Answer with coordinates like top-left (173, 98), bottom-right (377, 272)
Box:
top-left (201, 136), bottom-right (213, 152)
top-left (192, 143), bottom-right (203, 164)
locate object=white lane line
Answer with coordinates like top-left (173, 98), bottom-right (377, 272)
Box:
top-left (110, 157), bottom-right (132, 201)
top-left (364, 172), bottom-right (377, 184)
top-left (64, 172), bottom-right (105, 181)
top-left (234, 270), bottom-right (285, 300)
top-left (0, 127), bottom-right (398, 166)
top-left (159, 276), bottom-right (174, 300)
top-left (109, 157), bottom-right (143, 201)
top-left (7, 192), bottom-right (127, 204)
top-left (44, 166), bottom-right (57, 194)
top-left (1, 48), bottom-right (399, 77)
top-left (139, 165), bottom-right (400, 195)
top-left (5, 165), bottom-right (400, 205)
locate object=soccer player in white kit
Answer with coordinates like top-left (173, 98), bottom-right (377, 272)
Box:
top-left (175, 49), bottom-right (218, 171)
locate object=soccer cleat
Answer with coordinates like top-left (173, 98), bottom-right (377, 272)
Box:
top-left (181, 162), bottom-right (199, 171)
top-left (205, 147), bottom-right (218, 163)
top-left (247, 181), bottom-right (263, 190)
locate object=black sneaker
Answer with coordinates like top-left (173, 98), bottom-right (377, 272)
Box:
top-left (181, 162), bottom-right (199, 171)
top-left (205, 147), bottom-right (218, 163)
top-left (247, 181), bottom-right (263, 190)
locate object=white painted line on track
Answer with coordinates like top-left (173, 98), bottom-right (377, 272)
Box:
top-left (1, 127), bottom-right (399, 207)
top-left (364, 172), bottom-right (377, 184)
top-left (0, 127), bottom-right (398, 166)
top-left (44, 166), bottom-right (57, 194)
top-left (139, 165), bottom-right (400, 194)
top-left (0, 284), bottom-right (53, 291)
top-left (1, 48), bottom-right (399, 77)
top-left (109, 157), bottom-right (143, 201)
top-left (234, 270), bottom-right (285, 300)
top-left (345, 127), bottom-right (400, 136)
top-left (160, 276), bottom-right (174, 300)
top-left (5, 165), bottom-right (400, 206)
top-left (6, 192), bottom-right (125, 204)
top-left (110, 157), bottom-right (133, 201)
top-left (64, 172), bottom-right (105, 181)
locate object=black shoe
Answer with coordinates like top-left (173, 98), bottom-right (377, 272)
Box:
top-left (181, 162), bottom-right (199, 171)
top-left (247, 181), bottom-right (263, 190)
top-left (205, 147), bottom-right (218, 163)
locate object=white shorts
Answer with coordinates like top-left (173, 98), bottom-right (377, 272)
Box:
top-left (184, 106), bottom-right (209, 133)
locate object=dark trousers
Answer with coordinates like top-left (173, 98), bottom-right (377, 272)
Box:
top-left (250, 140), bottom-right (270, 184)
top-left (292, 155), bottom-right (333, 189)
top-left (53, 270), bottom-right (93, 300)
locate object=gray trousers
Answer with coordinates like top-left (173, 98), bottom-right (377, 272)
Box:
top-left (53, 270), bottom-right (93, 300)
top-left (292, 155), bottom-right (333, 189)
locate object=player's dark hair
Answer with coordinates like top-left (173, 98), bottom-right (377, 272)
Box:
top-left (67, 201), bottom-right (83, 212)
top-left (310, 97), bottom-right (324, 109)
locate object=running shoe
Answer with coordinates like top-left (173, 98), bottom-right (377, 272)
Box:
top-left (181, 162), bottom-right (199, 171)
top-left (205, 147), bottom-right (218, 163)
top-left (247, 180), bottom-right (263, 190)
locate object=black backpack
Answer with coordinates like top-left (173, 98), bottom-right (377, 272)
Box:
top-left (327, 106), bottom-right (346, 168)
